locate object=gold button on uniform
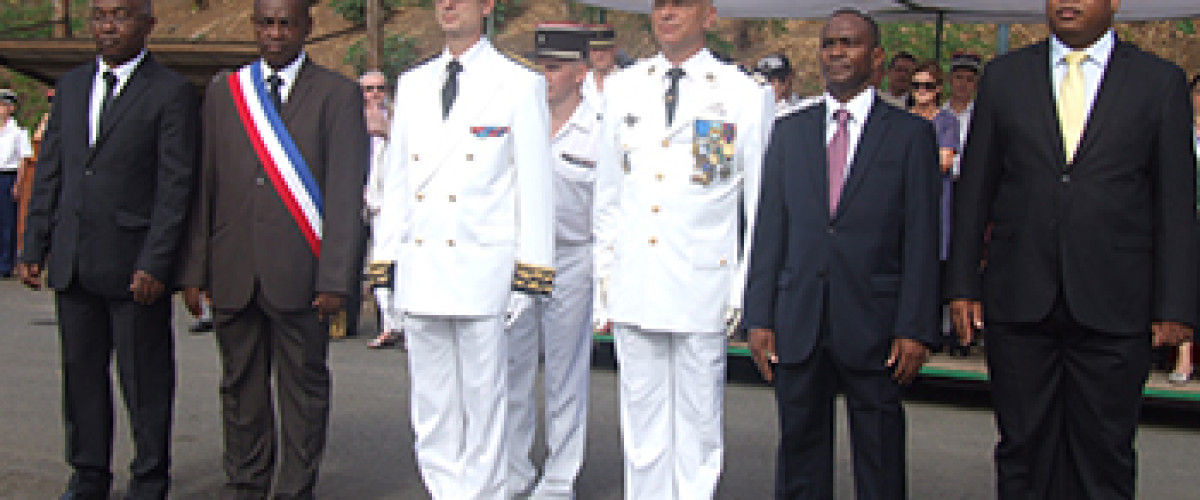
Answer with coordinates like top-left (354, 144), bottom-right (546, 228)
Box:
top-left (447, 240), bottom-right (455, 247)
top-left (449, 195), bottom-right (457, 202)
top-left (661, 139), bottom-right (670, 148)
top-left (466, 154), bottom-right (474, 161)
top-left (655, 172), bottom-right (664, 181)
top-left (416, 193), bottom-right (425, 201)
top-left (415, 238), bottom-right (424, 246)
top-left (412, 154), bottom-right (419, 161)
top-left (719, 258), bottom-right (728, 266)
top-left (649, 237), bottom-right (658, 246)
top-left (651, 205), bottom-right (661, 214)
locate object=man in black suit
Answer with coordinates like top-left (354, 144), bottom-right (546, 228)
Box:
top-left (17, 0), bottom-right (198, 498)
top-left (948, 0), bottom-right (1197, 498)
top-left (744, 9), bottom-right (940, 500)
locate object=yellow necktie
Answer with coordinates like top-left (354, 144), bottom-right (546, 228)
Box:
top-left (1057, 51), bottom-right (1088, 161)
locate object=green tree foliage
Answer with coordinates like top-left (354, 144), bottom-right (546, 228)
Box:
top-left (328, 0), bottom-right (403, 26)
top-left (344, 33), bottom-right (421, 80)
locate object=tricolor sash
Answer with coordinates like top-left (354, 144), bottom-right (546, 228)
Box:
top-left (228, 62), bottom-right (323, 256)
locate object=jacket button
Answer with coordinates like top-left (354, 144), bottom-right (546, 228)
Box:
top-left (655, 172), bottom-right (664, 181)
top-left (651, 205), bottom-right (661, 213)
top-left (412, 154), bottom-right (420, 161)
top-left (256, 177), bottom-right (265, 186)
top-left (84, 170), bottom-right (94, 176)
top-left (447, 240), bottom-right (455, 247)
top-left (719, 258), bottom-right (728, 266)
top-left (827, 227), bottom-right (835, 235)
top-left (466, 154), bottom-right (474, 161)
top-left (449, 195), bottom-right (457, 202)
top-left (1061, 174), bottom-right (1070, 183)
top-left (415, 238), bottom-right (423, 246)
top-left (661, 139), bottom-right (670, 148)
top-left (649, 237), bottom-right (658, 246)
top-left (416, 193), bottom-right (425, 201)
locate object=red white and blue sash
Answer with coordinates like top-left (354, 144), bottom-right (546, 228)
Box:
top-left (228, 62), bottom-right (323, 256)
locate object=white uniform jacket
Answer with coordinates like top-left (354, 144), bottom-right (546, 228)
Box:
top-left (375, 38), bottom-right (555, 317)
top-left (553, 98), bottom-right (603, 246)
top-left (594, 49), bottom-right (774, 333)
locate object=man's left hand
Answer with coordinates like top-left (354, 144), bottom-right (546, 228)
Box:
top-left (312, 293), bottom-right (345, 322)
top-left (1152, 321), bottom-right (1193, 347)
top-left (886, 337), bottom-right (929, 385)
top-left (129, 270), bottom-right (165, 305)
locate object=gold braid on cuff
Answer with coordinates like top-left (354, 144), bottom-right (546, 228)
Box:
top-left (512, 262), bottom-right (555, 295)
top-left (365, 261), bottom-right (395, 289)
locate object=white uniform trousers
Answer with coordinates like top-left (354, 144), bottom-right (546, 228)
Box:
top-left (373, 287), bottom-right (402, 333)
top-left (614, 324), bottom-right (726, 500)
top-left (404, 315), bottom-right (508, 499)
top-left (505, 244), bottom-right (593, 498)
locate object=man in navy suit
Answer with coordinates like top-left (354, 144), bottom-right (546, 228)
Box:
top-left (948, 0), bottom-right (1196, 497)
top-left (18, 0), bottom-right (198, 498)
top-left (743, 9), bottom-right (941, 500)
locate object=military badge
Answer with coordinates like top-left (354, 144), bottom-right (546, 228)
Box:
top-left (622, 150), bottom-right (632, 174)
top-left (471, 126), bottom-right (511, 137)
top-left (624, 114), bottom-right (639, 127)
top-left (691, 120), bottom-right (736, 186)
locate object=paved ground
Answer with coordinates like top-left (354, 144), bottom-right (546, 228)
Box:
top-left (2, 278), bottom-right (1198, 499)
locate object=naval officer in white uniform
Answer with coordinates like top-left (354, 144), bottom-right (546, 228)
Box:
top-left (582, 24), bottom-right (617, 111)
top-left (505, 23), bottom-right (603, 500)
top-left (593, 0), bottom-right (774, 498)
top-left (372, 0), bottom-right (555, 497)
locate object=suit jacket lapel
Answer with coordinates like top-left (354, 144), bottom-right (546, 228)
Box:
top-left (282, 61), bottom-right (313, 124)
top-left (89, 56), bottom-right (154, 163)
top-left (1070, 41), bottom-right (1129, 168)
top-left (71, 61), bottom-right (97, 160)
top-left (1030, 41), bottom-right (1069, 170)
top-left (834, 98), bottom-right (890, 220)
top-left (808, 103), bottom-right (830, 213)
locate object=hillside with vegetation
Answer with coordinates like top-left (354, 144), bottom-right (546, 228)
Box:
top-left (1, 0), bottom-right (1197, 127)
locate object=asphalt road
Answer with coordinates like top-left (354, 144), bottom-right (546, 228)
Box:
top-left (1, 278), bottom-right (1198, 499)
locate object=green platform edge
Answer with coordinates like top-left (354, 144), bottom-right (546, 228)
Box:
top-left (592, 334), bottom-right (1200, 402)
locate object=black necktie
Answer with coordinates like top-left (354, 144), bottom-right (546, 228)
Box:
top-left (665, 67), bottom-right (685, 126)
top-left (442, 59), bottom-right (463, 120)
top-left (266, 74), bottom-right (284, 112)
top-left (98, 70), bottom-right (118, 132)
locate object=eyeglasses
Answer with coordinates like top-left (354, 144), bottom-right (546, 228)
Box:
top-left (362, 85), bottom-right (387, 92)
top-left (911, 81), bottom-right (939, 91)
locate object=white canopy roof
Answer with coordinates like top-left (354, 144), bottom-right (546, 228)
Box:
top-left (578, 1), bottom-right (1200, 22)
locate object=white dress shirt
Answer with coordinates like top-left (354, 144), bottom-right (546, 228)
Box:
top-left (1050, 30), bottom-right (1114, 120)
top-left (823, 87), bottom-right (876, 177)
top-left (0, 117), bottom-right (32, 173)
top-left (89, 49), bottom-right (147, 145)
top-left (260, 51), bottom-right (307, 105)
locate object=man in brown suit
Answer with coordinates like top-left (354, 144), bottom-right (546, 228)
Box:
top-left (178, 0), bottom-right (367, 497)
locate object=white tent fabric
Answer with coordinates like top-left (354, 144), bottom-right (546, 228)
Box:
top-left (577, 0), bottom-right (1200, 22)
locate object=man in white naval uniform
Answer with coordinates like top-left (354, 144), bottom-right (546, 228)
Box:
top-left (582, 24), bottom-right (616, 110)
top-left (593, 0), bottom-right (774, 498)
top-left (372, 0), bottom-right (555, 497)
top-left (506, 23), bottom-right (602, 499)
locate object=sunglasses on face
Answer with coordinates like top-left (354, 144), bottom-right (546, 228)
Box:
top-left (911, 81), bottom-right (939, 91)
top-left (363, 85), bottom-right (387, 92)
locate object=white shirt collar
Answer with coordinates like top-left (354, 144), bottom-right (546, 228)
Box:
top-left (822, 86), bottom-right (875, 125)
top-left (96, 48), bottom-right (148, 84)
top-left (651, 48), bottom-right (715, 82)
top-left (260, 51), bottom-right (306, 86)
top-left (559, 97), bottom-right (596, 138)
top-left (1050, 29), bottom-right (1115, 68)
top-left (440, 36), bottom-right (490, 73)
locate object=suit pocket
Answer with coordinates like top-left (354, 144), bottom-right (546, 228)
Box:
top-left (114, 211), bottom-right (150, 230)
top-left (690, 240), bottom-right (734, 270)
top-left (870, 274), bottom-right (901, 296)
top-left (470, 224), bottom-right (516, 246)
